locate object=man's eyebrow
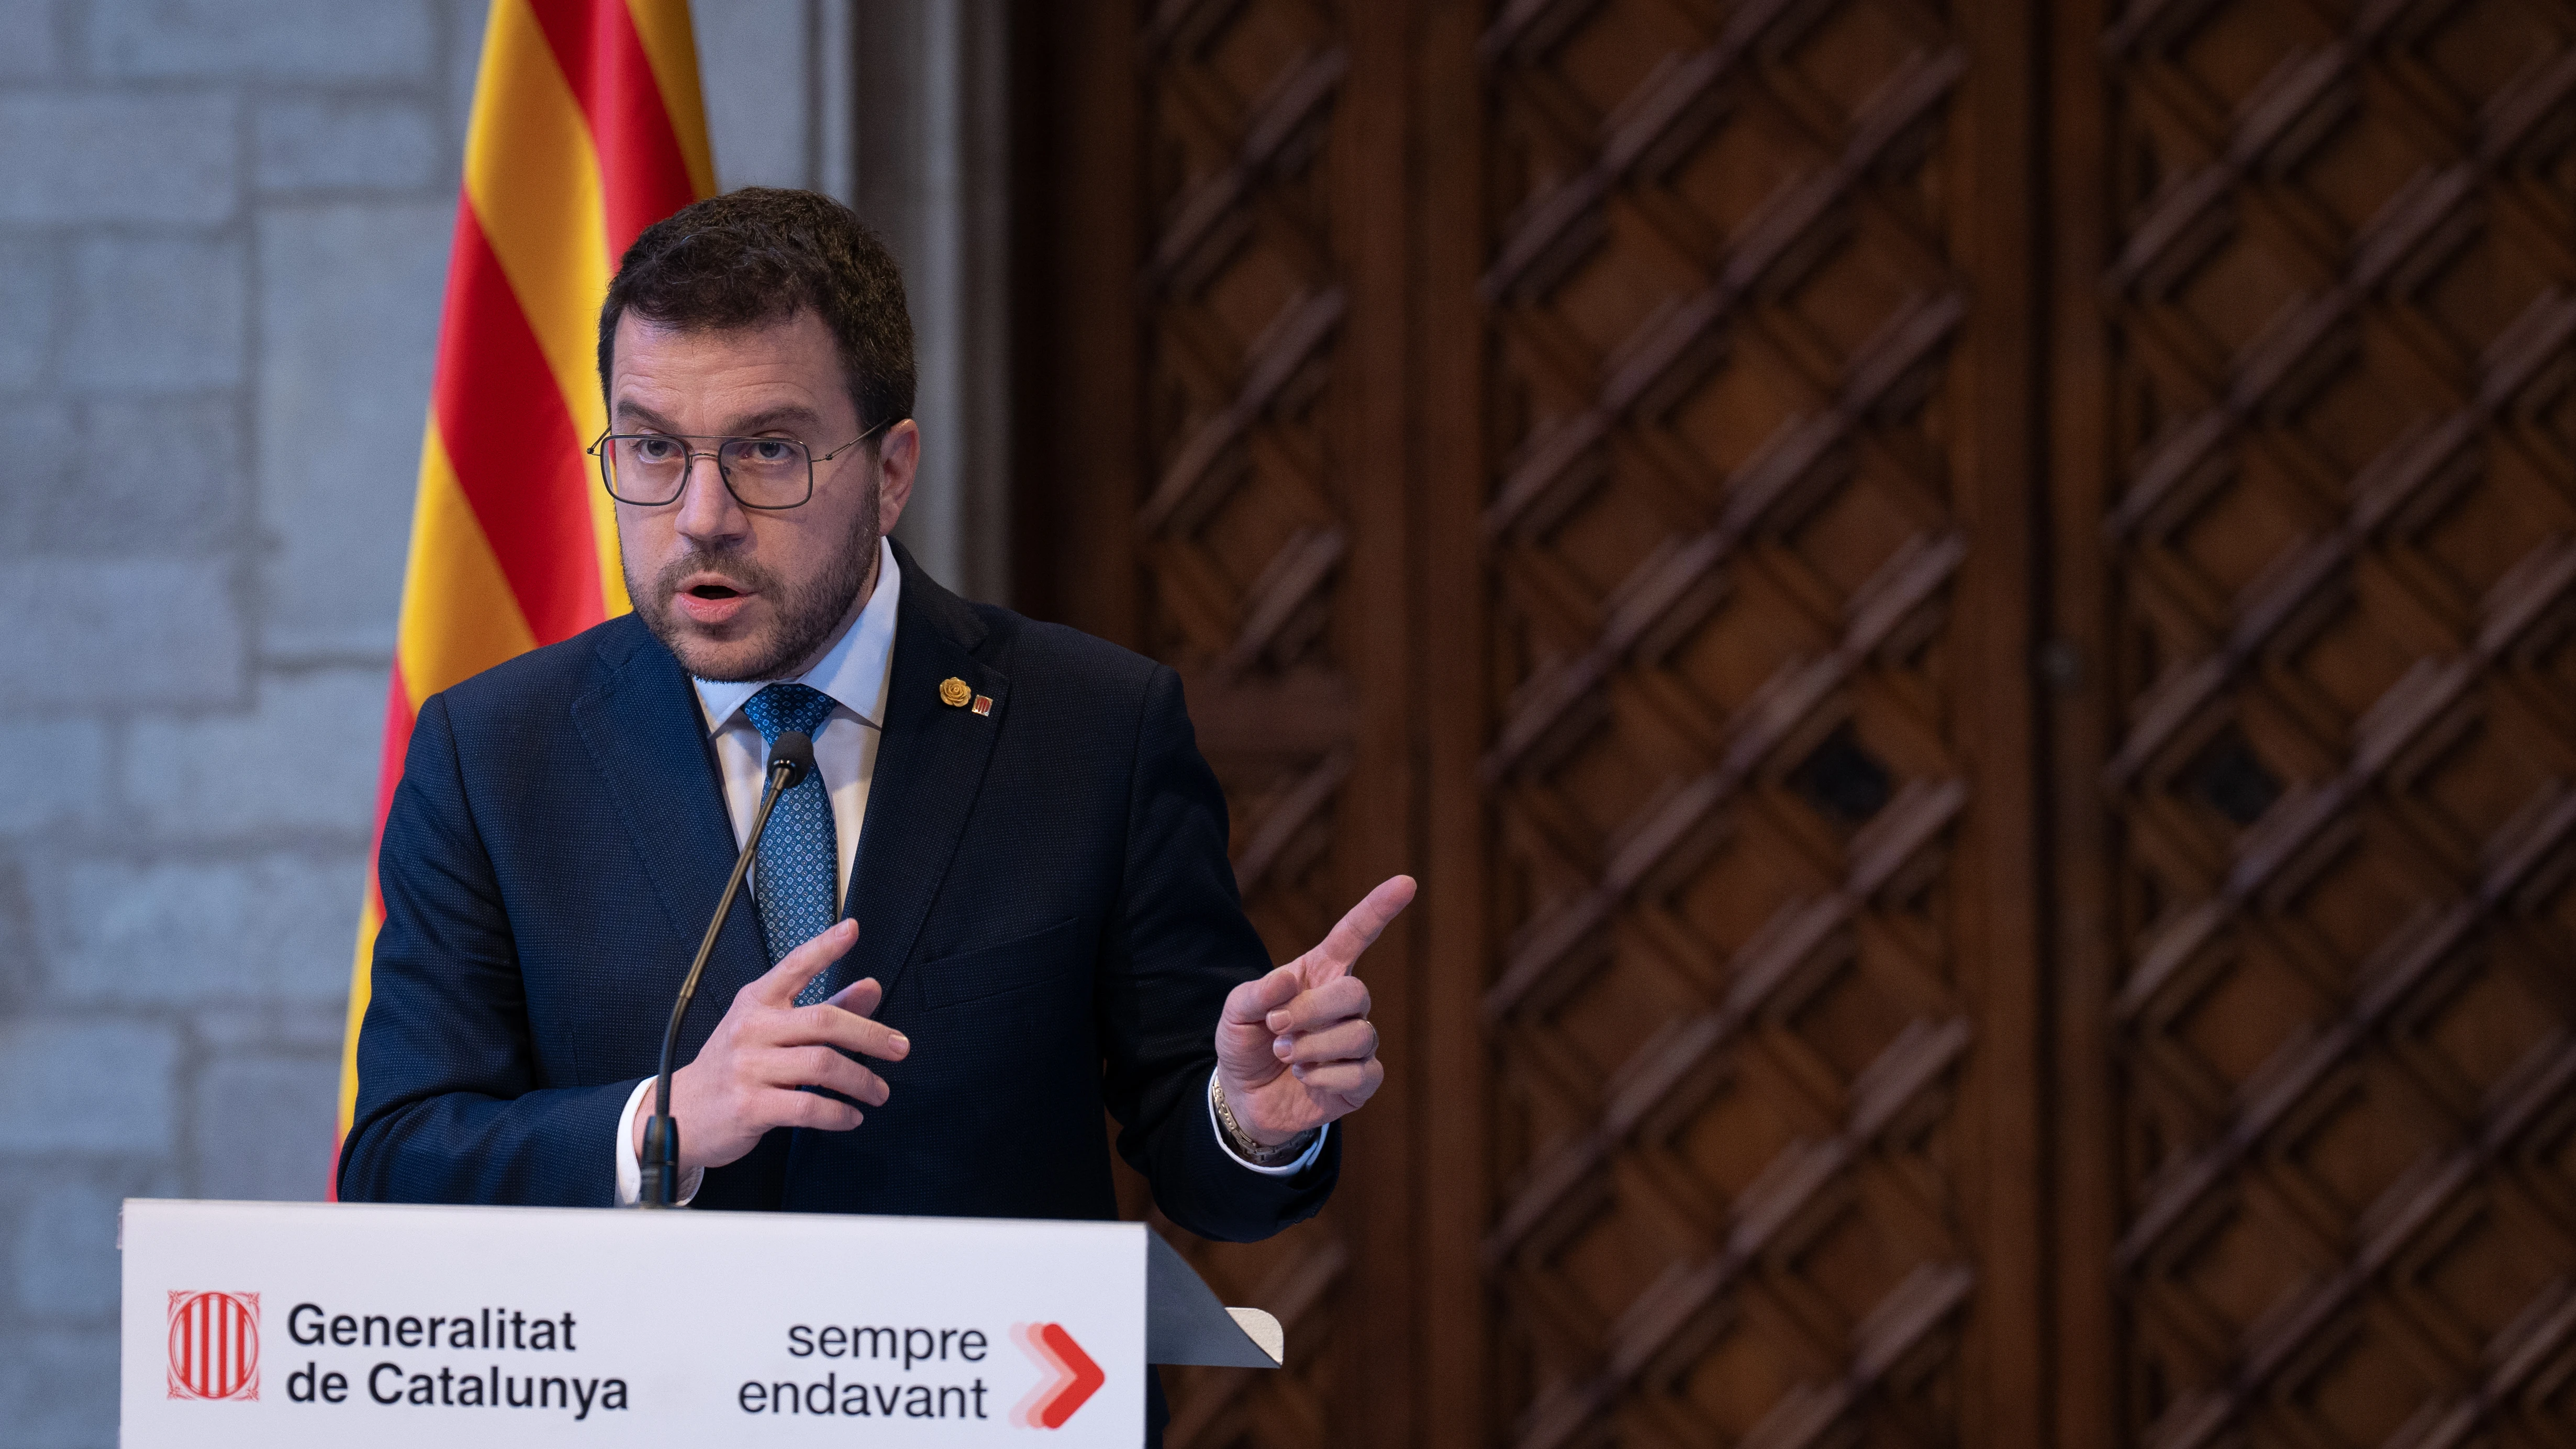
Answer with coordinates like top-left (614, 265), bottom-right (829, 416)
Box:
top-left (725, 405), bottom-right (824, 434)
top-left (612, 401), bottom-right (682, 432)
top-left (609, 402), bottom-right (826, 434)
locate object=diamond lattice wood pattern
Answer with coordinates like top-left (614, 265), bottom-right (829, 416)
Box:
top-left (1016, 0), bottom-right (2576, 1444)
top-left (1117, 3), bottom-right (1367, 1445)
top-left (1477, 2), bottom-right (2002, 1445)
top-left (2090, 2), bottom-right (2576, 1446)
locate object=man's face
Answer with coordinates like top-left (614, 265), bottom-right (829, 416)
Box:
top-left (608, 309), bottom-right (917, 682)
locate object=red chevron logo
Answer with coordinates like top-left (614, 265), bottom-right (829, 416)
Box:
top-left (1011, 1322), bottom-right (1104, 1429)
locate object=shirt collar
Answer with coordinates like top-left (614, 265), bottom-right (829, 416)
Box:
top-left (690, 535), bottom-right (901, 732)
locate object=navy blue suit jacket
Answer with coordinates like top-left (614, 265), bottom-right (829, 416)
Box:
top-left (339, 543), bottom-right (1337, 1242)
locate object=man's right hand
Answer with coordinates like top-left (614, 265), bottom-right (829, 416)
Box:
top-left (632, 918), bottom-right (908, 1175)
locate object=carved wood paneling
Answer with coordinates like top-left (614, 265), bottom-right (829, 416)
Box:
top-left (1020, 0), bottom-right (2576, 1444)
top-left (1044, 2), bottom-right (1380, 1445)
top-left (1474, 3), bottom-right (2012, 1445)
top-left (2087, 3), bottom-right (2576, 1446)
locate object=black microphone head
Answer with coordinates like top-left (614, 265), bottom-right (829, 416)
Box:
top-left (768, 731), bottom-right (815, 789)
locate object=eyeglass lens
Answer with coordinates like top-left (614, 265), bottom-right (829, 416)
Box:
top-left (604, 436), bottom-right (811, 507)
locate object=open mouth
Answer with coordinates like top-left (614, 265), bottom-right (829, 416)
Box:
top-left (670, 571), bottom-right (759, 625)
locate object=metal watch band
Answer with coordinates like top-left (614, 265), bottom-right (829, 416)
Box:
top-left (1211, 1075), bottom-right (1314, 1167)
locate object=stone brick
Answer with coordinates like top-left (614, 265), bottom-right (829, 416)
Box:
top-left (27, 397), bottom-right (245, 555)
top-left (0, 94), bottom-right (237, 226)
top-left (255, 97), bottom-right (445, 194)
top-left (0, 1327), bottom-right (117, 1447)
top-left (192, 1002), bottom-right (348, 1060)
top-left (0, 397), bottom-right (70, 553)
top-left (123, 668), bottom-right (383, 838)
top-left (0, 719), bottom-right (107, 833)
top-left (700, 0), bottom-right (813, 188)
top-left (0, 1019), bottom-right (177, 1154)
top-left (257, 202), bottom-right (449, 660)
top-left (0, 560), bottom-right (246, 711)
top-left (63, 235), bottom-right (247, 391)
top-left (44, 855), bottom-right (362, 1008)
top-left (0, 0), bottom-right (64, 79)
top-left (88, 0), bottom-right (437, 82)
top-left (441, 0), bottom-right (493, 140)
top-left (12, 1182), bottom-right (119, 1318)
top-left (0, 853), bottom-right (36, 1009)
top-left (0, 235), bottom-right (54, 392)
top-left (193, 1052), bottom-right (338, 1201)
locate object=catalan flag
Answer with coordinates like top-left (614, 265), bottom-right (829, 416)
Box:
top-left (334, 0), bottom-right (716, 1174)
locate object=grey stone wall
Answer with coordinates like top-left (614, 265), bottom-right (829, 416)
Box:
top-left (0, 4), bottom-right (854, 1443)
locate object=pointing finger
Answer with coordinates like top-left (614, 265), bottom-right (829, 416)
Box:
top-left (1303, 875), bottom-right (1416, 983)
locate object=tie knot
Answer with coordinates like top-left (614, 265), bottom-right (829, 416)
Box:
top-left (743, 682), bottom-right (836, 746)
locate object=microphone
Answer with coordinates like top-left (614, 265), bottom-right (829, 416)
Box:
top-left (640, 729), bottom-right (816, 1208)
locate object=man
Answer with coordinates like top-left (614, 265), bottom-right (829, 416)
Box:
top-left (340, 188), bottom-right (1409, 1260)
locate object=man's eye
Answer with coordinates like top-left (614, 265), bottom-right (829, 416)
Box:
top-left (630, 437), bottom-right (683, 462)
top-left (745, 439), bottom-right (798, 463)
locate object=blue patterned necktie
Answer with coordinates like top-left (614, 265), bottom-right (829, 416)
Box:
top-left (742, 682), bottom-right (841, 1006)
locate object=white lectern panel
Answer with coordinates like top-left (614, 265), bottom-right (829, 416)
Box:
top-left (121, 1199), bottom-right (1150, 1447)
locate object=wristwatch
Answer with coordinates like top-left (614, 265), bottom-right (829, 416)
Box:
top-left (1211, 1076), bottom-right (1316, 1167)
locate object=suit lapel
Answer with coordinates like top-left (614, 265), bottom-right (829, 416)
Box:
top-left (567, 620), bottom-right (772, 1011)
top-left (841, 544), bottom-right (1009, 1005)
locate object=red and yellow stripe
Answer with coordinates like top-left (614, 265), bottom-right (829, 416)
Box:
top-left (336, 0), bottom-right (715, 1171)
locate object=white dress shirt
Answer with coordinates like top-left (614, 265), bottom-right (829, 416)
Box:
top-left (615, 537), bottom-right (1323, 1204)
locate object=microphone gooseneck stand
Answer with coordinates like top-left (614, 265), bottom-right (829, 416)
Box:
top-left (640, 730), bottom-right (815, 1208)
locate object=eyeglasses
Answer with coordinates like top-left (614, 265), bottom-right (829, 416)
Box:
top-left (586, 422), bottom-right (888, 509)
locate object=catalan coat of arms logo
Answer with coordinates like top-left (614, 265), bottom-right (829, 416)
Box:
top-left (166, 1290), bottom-right (260, 1401)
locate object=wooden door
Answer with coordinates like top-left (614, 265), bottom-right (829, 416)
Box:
top-left (1456, 2), bottom-right (2048, 1447)
top-left (2048, 2), bottom-right (2576, 1446)
top-left (1008, 1), bottom-right (2576, 1445)
top-left (1016, 3), bottom-right (1429, 1443)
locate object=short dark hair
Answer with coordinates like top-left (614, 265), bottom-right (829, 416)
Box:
top-left (597, 187), bottom-right (916, 437)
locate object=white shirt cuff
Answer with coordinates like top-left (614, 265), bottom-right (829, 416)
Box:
top-left (615, 1077), bottom-right (705, 1207)
top-left (1205, 1068), bottom-right (1329, 1176)
top-left (617, 1071), bottom-right (1318, 1199)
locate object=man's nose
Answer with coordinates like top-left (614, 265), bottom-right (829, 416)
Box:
top-left (672, 451), bottom-right (746, 543)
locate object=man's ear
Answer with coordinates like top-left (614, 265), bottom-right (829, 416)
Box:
top-left (873, 419), bottom-right (920, 535)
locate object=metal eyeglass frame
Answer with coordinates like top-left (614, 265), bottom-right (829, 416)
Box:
top-left (585, 419), bottom-right (890, 510)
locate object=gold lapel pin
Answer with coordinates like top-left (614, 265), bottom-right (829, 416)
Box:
top-left (972, 694), bottom-right (994, 717)
top-left (939, 677), bottom-right (972, 708)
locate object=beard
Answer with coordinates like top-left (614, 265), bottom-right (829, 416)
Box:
top-left (628, 477), bottom-right (882, 683)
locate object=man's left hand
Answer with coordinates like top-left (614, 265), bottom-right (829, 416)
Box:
top-left (1214, 875), bottom-right (1417, 1147)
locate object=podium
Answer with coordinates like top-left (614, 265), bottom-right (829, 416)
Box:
top-left (120, 1198), bottom-right (1280, 1446)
